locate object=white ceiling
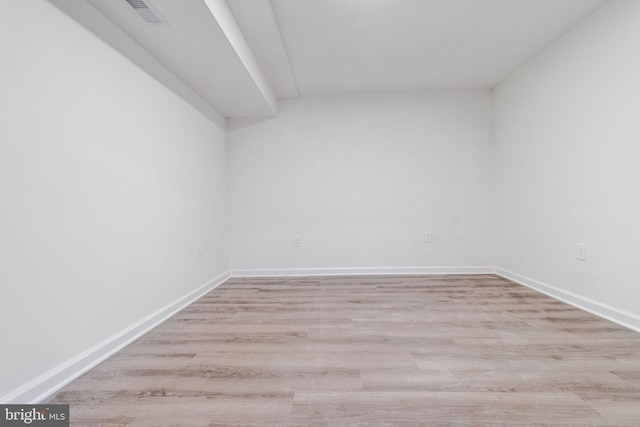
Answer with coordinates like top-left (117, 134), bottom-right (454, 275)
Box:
top-left (54, 0), bottom-right (607, 119)
top-left (81, 0), bottom-right (276, 118)
top-left (263, 0), bottom-right (607, 95)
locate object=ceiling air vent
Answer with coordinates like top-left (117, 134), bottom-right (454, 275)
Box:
top-left (125, 0), bottom-right (168, 25)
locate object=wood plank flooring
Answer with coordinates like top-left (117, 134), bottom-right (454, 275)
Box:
top-left (46, 275), bottom-right (640, 426)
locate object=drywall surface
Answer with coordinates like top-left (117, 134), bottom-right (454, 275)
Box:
top-left (0, 0), bottom-right (228, 400)
top-left (228, 91), bottom-right (494, 270)
top-left (494, 0), bottom-right (640, 316)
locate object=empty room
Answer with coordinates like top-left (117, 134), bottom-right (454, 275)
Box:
top-left (3, 0), bottom-right (640, 425)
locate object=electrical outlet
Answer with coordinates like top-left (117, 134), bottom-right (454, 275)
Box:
top-left (293, 235), bottom-right (301, 248)
top-left (424, 232), bottom-right (433, 244)
top-left (577, 243), bottom-right (586, 261)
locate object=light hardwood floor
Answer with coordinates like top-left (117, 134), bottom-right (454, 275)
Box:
top-left (47, 275), bottom-right (640, 426)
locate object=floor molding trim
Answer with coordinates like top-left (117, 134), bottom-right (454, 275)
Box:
top-left (2, 271), bottom-right (231, 404)
top-left (497, 268), bottom-right (640, 333)
top-left (231, 266), bottom-right (495, 278)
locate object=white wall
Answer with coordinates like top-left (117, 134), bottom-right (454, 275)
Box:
top-left (7, 0), bottom-right (639, 405)
top-left (0, 0), bottom-right (228, 400)
top-left (228, 91), bottom-right (494, 271)
top-left (494, 0), bottom-right (640, 317)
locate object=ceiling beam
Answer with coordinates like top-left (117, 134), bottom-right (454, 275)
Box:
top-left (202, 0), bottom-right (277, 115)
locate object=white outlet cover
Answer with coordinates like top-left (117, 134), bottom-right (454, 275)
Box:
top-left (577, 243), bottom-right (587, 261)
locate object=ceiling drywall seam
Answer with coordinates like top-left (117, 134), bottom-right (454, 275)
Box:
top-left (203, 0), bottom-right (277, 116)
top-left (48, 0), bottom-right (227, 129)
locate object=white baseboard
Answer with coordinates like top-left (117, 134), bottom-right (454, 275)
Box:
top-left (496, 268), bottom-right (640, 333)
top-left (231, 266), bottom-right (496, 278)
top-left (2, 271), bottom-right (231, 404)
